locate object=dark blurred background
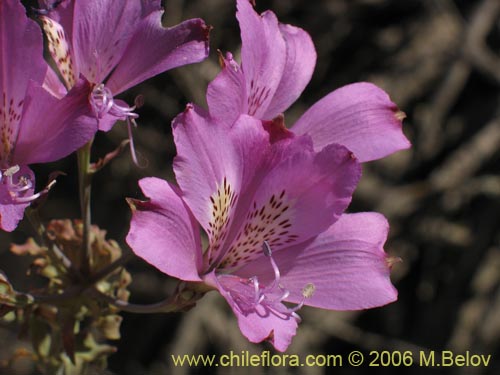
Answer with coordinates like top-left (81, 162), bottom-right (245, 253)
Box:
top-left (1, 0), bottom-right (500, 374)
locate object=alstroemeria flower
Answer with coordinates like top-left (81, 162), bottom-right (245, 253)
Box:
top-left (126, 106), bottom-right (397, 351)
top-left (38, 0), bottom-right (210, 133)
top-left (0, 0), bottom-right (97, 231)
top-left (207, 0), bottom-right (410, 162)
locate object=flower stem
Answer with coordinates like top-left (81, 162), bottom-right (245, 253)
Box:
top-left (77, 139), bottom-right (94, 276)
top-left (89, 282), bottom-right (210, 314)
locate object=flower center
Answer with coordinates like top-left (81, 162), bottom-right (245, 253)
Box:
top-left (89, 84), bottom-right (143, 166)
top-left (220, 241), bottom-right (314, 322)
top-left (0, 165), bottom-right (53, 204)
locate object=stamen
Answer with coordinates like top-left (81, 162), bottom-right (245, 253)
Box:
top-left (262, 241), bottom-right (281, 289)
top-left (89, 85), bottom-right (145, 168)
top-left (219, 243), bottom-right (315, 323)
top-left (126, 116), bottom-right (145, 168)
top-left (1, 166), bottom-right (56, 204)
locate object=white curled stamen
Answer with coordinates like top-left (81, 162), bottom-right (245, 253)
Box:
top-left (89, 84), bottom-right (143, 167)
top-left (0, 166), bottom-right (55, 204)
top-left (241, 241), bottom-right (315, 320)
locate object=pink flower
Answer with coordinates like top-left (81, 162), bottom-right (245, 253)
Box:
top-left (126, 106), bottom-right (397, 351)
top-left (207, 0), bottom-right (410, 162)
top-left (38, 0), bottom-right (210, 132)
top-left (0, 0), bottom-right (97, 231)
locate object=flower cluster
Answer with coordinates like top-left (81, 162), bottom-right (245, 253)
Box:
top-left (1, 0), bottom-right (410, 359)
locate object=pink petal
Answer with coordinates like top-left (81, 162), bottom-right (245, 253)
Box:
top-left (263, 23), bottom-right (316, 119)
top-left (126, 177), bottom-right (202, 282)
top-left (206, 52), bottom-right (247, 127)
top-left (0, 166), bottom-right (33, 232)
top-left (238, 213), bottom-right (398, 310)
top-left (0, 0), bottom-right (47, 162)
top-left (219, 143), bottom-right (361, 270)
top-left (71, 0), bottom-right (143, 84)
top-left (0, 0), bottom-right (46, 100)
top-left (292, 82), bottom-right (411, 162)
top-left (43, 67), bottom-right (68, 99)
top-left (12, 79), bottom-right (97, 165)
top-left (237, 0), bottom-right (286, 119)
top-left (204, 272), bottom-right (298, 352)
top-left (172, 106), bottom-right (269, 256)
top-left (106, 15), bottom-right (210, 95)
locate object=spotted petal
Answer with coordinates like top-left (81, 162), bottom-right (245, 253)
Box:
top-left (0, 0), bottom-right (46, 161)
top-left (237, 0), bottom-right (286, 119)
top-left (238, 213), bottom-right (397, 310)
top-left (292, 82), bottom-right (411, 162)
top-left (219, 143), bottom-right (361, 271)
top-left (39, 15), bottom-right (76, 89)
top-left (126, 177), bottom-right (203, 282)
top-left (173, 106), bottom-right (270, 260)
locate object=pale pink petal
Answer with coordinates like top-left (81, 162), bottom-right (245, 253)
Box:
top-left (237, 0), bottom-right (286, 119)
top-left (126, 177), bottom-right (202, 282)
top-left (106, 15), bottom-right (210, 95)
top-left (292, 82), bottom-right (411, 162)
top-left (12, 79), bottom-right (97, 165)
top-left (206, 53), bottom-right (247, 127)
top-left (263, 23), bottom-right (316, 119)
top-left (238, 213), bottom-right (398, 310)
top-left (204, 272), bottom-right (298, 352)
top-left (0, 166), bottom-right (33, 232)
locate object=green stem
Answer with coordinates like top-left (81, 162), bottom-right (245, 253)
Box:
top-left (88, 282), bottom-right (211, 314)
top-left (77, 139), bottom-right (94, 276)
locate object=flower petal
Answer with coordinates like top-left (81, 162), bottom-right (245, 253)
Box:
top-left (237, 0), bottom-right (286, 119)
top-left (43, 67), bottom-right (68, 99)
top-left (71, 0), bottom-right (143, 84)
top-left (219, 143), bottom-right (361, 270)
top-left (262, 23), bottom-right (316, 119)
top-left (39, 15), bottom-right (77, 89)
top-left (0, 0), bottom-right (47, 161)
top-left (126, 177), bottom-right (202, 282)
top-left (292, 82), bottom-right (411, 162)
top-left (238, 213), bottom-right (398, 310)
top-left (0, 0), bottom-right (46, 99)
top-left (173, 106), bottom-right (270, 264)
top-left (12, 79), bottom-right (97, 165)
top-left (204, 272), bottom-right (298, 352)
top-left (0, 166), bottom-right (33, 232)
top-left (206, 52), bottom-right (246, 127)
top-left (106, 15), bottom-right (210, 95)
